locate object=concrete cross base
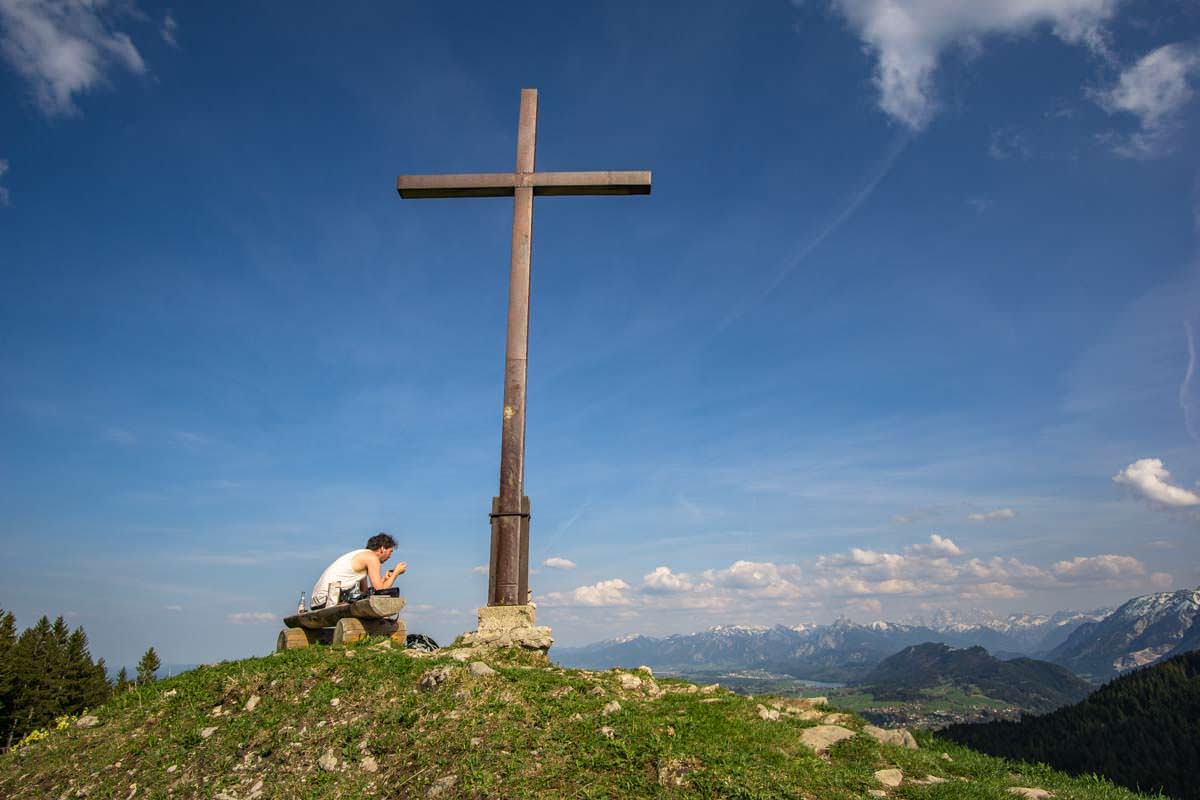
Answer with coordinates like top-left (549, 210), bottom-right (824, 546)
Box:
top-left (460, 604), bottom-right (553, 652)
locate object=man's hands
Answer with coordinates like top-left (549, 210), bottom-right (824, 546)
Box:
top-left (386, 562), bottom-right (408, 580)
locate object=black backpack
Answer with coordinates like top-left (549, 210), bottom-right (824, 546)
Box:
top-left (406, 633), bottom-right (439, 652)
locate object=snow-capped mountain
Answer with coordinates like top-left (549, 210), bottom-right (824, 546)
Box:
top-left (553, 610), bottom-right (1103, 681)
top-left (1046, 587), bottom-right (1200, 682)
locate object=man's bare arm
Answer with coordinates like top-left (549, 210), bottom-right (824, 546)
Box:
top-left (357, 552), bottom-right (404, 591)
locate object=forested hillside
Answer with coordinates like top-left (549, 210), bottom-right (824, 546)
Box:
top-left (859, 643), bottom-right (1093, 713)
top-left (0, 610), bottom-right (112, 749)
top-left (939, 649), bottom-right (1200, 799)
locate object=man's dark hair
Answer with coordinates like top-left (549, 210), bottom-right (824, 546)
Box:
top-left (366, 532), bottom-right (396, 551)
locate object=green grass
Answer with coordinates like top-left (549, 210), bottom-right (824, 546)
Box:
top-left (0, 641), bottom-right (1164, 799)
top-left (830, 686), bottom-right (1013, 713)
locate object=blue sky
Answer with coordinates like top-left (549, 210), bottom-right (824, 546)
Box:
top-left (1, 0), bottom-right (1199, 667)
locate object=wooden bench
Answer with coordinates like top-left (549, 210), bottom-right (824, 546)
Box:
top-left (276, 595), bottom-right (407, 650)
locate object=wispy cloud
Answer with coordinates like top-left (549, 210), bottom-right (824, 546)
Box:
top-left (1092, 42), bottom-right (1200, 158)
top-left (163, 604), bottom-right (183, 612)
top-left (831, 0), bottom-right (1119, 130)
top-left (161, 10), bottom-right (177, 47)
top-left (1182, 321), bottom-right (1198, 442)
top-left (100, 426), bottom-right (136, 446)
top-left (0, 0), bottom-right (147, 117)
top-left (966, 508), bottom-right (1016, 523)
top-left (1113, 458), bottom-right (1200, 507)
top-left (0, 158), bottom-right (10, 207)
top-left (226, 611), bottom-right (276, 624)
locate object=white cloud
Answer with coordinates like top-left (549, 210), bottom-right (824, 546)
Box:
top-left (1113, 458), bottom-right (1200, 507)
top-left (966, 508), bottom-right (1016, 523)
top-left (907, 533), bottom-right (963, 556)
top-left (831, 0), bottom-right (1120, 130)
top-left (543, 556), bottom-right (576, 570)
top-left (542, 578), bottom-right (631, 607)
top-left (0, 0), bottom-right (147, 117)
top-left (0, 158), bottom-right (9, 207)
top-left (1092, 42), bottom-right (1200, 157)
top-left (163, 604), bottom-right (183, 612)
top-left (960, 582), bottom-right (1023, 600)
top-left (1052, 554), bottom-right (1145, 582)
top-left (226, 611), bottom-right (277, 624)
top-left (1150, 571), bottom-right (1173, 587)
top-left (471, 564), bottom-right (488, 575)
top-left (161, 10), bottom-right (177, 47)
top-left (642, 566), bottom-right (694, 593)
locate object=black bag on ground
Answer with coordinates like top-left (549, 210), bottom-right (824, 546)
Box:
top-left (406, 633), bottom-right (439, 652)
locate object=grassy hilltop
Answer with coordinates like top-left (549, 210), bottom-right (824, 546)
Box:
top-left (0, 640), bottom-right (1161, 800)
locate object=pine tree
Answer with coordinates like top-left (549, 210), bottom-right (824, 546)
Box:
top-left (114, 667), bottom-right (131, 694)
top-left (0, 610), bottom-right (17, 749)
top-left (135, 647), bottom-right (161, 686)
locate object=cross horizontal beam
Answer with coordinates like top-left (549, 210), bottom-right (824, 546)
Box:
top-left (396, 170), bottom-right (652, 199)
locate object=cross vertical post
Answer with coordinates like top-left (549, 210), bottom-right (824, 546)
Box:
top-left (492, 88), bottom-right (538, 606)
top-left (396, 88), bottom-right (651, 612)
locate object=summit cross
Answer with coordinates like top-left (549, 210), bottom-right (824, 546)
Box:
top-left (396, 88), bottom-right (652, 607)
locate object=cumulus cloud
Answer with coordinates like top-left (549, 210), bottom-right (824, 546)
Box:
top-left (831, 0), bottom-right (1119, 130)
top-left (1113, 458), bottom-right (1200, 507)
top-left (0, 0), bottom-right (147, 117)
top-left (226, 611), bottom-right (276, 624)
top-left (542, 578), bottom-right (631, 607)
top-left (1092, 43), bottom-right (1200, 157)
top-left (966, 508), bottom-right (1016, 523)
top-left (543, 556), bottom-right (577, 570)
top-left (1052, 554), bottom-right (1145, 582)
top-left (907, 533), bottom-right (963, 556)
top-left (642, 566), bottom-right (694, 593)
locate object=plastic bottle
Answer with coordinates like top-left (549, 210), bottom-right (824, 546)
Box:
top-left (297, 591), bottom-right (306, 614)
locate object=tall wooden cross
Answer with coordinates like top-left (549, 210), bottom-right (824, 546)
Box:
top-left (396, 88), bottom-right (651, 607)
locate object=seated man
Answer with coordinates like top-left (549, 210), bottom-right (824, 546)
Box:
top-left (310, 532), bottom-right (407, 609)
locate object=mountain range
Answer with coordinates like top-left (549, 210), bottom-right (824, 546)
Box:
top-left (1044, 587), bottom-right (1200, 682)
top-left (555, 587), bottom-right (1200, 684)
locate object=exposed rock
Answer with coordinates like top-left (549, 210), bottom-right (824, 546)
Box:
top-left (867, 791), bottom-right (887, 798)
top-left (1009, 789), bottom-right (1053, 799)
top-left (318, 750), bottom-right (338, 771)
top-left (874, 768), bottom-right (903, 787)
top-left (588, 686), bottom-right (605, 697)
top-left (244, 695), bottom-right (260, 712)
top-left (700, 683), bottom-right (720, 694)
top-left (427, 774), bottom-right (458, 798)
top-left (601, 701), bottom-right (621, 716)
top-left (941, 752), bottom-right (953, 761)
top-left (165, 766), bottom-right (177, 774)
top-left (361, 756), bottom-right (379, 773)
top-left (914, 775), bottom-right (947, 785)
top-left (460, 605), bottom-right (553, 652)
top-left (247, 779), bottom-right (263, 798)
top-left (599, 726), bottom-right (615, 739)
top-left (329, 698), bottom-right (340, 707)
top-left (448, 649), bottom-right (474, 662)
top-left (569, 713), bottom-right (583, 721)
top-left (200, 726), bottom-right (218, 739)
top-left (74, 715), bottom-right (100, 729)
top-left (162, 689), bottom-right (177, 698)
top-left (419, 667), bottom-right (452, 691)
top-left (756, 704), bottom-right (780, 721)
top-left (798, 724), bottom-right (855, 754)
top-left (656, 757), bottom-right (701, 788)
top-left (617, 673), bottom-right (643, 690)
top-left (549, 686), bottom-right (573, 698)
top-left (821, 712), bottom-right (850, 724)
top-left (468, 661), bottom-right (497, 677)
top-left (863, 725), bottom-right (918, 749)
top-left (637, 665), bottom-right (654, 676)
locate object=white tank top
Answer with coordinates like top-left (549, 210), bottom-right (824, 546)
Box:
top-left (311, 549), bottom-right (370, 604)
